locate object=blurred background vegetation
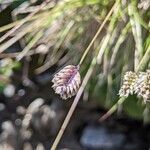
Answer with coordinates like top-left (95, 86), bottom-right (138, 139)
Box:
top-left (0, 0), bottom-right (150, 149)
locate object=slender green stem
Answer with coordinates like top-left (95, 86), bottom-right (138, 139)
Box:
top-left (99, 97), bottom-right (126, 121)
top-left (110, 23), bottom-right (131, 68)
top-left (136, 45), bottom-right (150, 72)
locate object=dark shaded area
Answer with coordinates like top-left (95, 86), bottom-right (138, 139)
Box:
top-left (0, 67), bottom-right (150, 149)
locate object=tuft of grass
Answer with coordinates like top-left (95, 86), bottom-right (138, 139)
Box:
top-left (0, 0), bottom-right (149, 148)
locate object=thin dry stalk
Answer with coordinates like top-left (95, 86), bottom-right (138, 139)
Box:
top-left (0, 1), bottom-right (48, 44)
top-left (16, 30), bottom-right (44, 60)
top-left (51, 58), bottom-right (96, 150)
top-left (0, 18), bottom-right (45, 53)
top-left (35, 21), bottom-right (75, 74)
top-left (78, 2), bottom-right (118, 66)
top-left (0, 26), bottom-right (32, 53)
top-left (0, 21), bottom-right (18, 33)
top-left (51, 3), bottom-right (118, 149)
top-left (99, 97), bottom-right (126, 122)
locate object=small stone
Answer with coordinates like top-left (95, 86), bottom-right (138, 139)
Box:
top-left (21, 130), bottom-right (32, 140)
top-left (36, 44), bottom-right (49, 54)
top-left (0, 103), bottom-right (5, 111)
top-left (1, 121), bottom-right (16, 135)
top-left (16, 106), bottom-right (26, 116)
top-left (0, 121), bottom-right (17, 149)
top-left (36, 143), bottom-right (45, 150)
top-left (15, 118), bottom-right (22, 126)
top-left (80, 126), bottom-right (125, 149)
top-left (17, 89), bottom-right (25, 97)
top-left (27, 98), bottom-right (44, 113)
top-left (23, 142), bottom-right (33, 150)
top-left (3, 84), bottom-right (15, 98)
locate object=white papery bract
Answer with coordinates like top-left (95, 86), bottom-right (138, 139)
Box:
top-left (134, 70), bottom-right (150, 102)
top-left (119, 71), bottom-right (137, 97)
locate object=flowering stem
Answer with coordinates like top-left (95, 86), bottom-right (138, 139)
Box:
top-left (51, 58), bottom-right (97, 150)
top-left (99, 45), bottom-right (150, 121)
top-left (51, 3), bottom-right (118, 149)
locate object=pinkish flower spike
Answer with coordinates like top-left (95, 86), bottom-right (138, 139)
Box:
top-left (52, 65), bottom-right (81, 99)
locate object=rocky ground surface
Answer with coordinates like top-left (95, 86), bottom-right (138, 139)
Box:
top-left (0, 73), bottom-right (150, 150)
